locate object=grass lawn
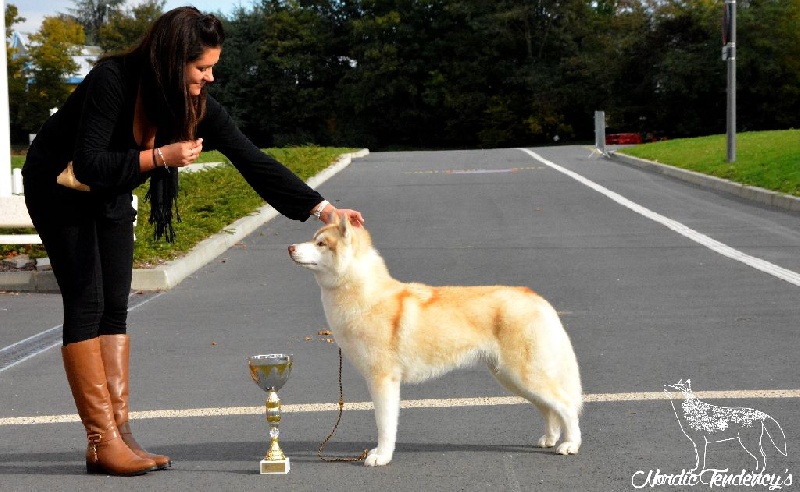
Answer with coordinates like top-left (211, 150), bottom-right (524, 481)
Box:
top-left (617, 130), bottom-right (800, 197)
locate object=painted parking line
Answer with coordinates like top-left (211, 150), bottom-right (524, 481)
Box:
top-left (0, 292), bottom-right (165, 374)
top-left (518, 148), bottom-right (800, 287)
top-left (2, 389), bottom-right (798, 426)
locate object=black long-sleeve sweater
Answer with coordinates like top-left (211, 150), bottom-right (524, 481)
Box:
top-left (23, 56), bottom-right (323, 224)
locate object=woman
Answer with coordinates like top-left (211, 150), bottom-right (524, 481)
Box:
top-left (22, 7), bottom-right (363, 476)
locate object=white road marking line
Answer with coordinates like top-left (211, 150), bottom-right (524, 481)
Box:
top-left (518, 148), bottom-right (800, 287)
top-left (0, 340), bottom-right (61, 373)
top-left (0, 292), bottom-right (165, 374)
top-left (0, 325), bottom-right (60, 356)
top-left (2, 389), bottom-right (797, 426)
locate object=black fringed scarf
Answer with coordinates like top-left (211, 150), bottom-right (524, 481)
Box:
top-left (145, 166), bottom-right (181, 242)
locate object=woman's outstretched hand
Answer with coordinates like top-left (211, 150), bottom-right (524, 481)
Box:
top-left (333, 208), bottom-right (365, 228)
top-left (317, 201), bottom-right (364, 228)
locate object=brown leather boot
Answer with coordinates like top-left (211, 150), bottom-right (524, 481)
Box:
top-left (62, 338), bottom-right (157, 476)
top-left (99, 334), bottom-right (172, 469)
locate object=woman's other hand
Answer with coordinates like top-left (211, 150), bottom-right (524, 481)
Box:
top-left (158, 138), bottom-right (204, 167)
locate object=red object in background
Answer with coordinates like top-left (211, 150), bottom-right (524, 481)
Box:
top-left (605, 133), bottom-right (642, 145)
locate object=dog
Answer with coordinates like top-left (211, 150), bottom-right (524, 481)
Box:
top-left (665, 379), bottom-right (787, 472)
top-left (288, 217), bottom-right (583, 466)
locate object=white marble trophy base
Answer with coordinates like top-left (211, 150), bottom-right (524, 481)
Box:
top-left (260, 458), bottom-right (290, 474)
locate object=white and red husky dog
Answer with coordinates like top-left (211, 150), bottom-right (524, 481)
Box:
top-left (288, 217), bottom-right (583, 466)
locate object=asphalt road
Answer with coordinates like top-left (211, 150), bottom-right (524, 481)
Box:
top-left (1, 146), bottom-right (798, 491)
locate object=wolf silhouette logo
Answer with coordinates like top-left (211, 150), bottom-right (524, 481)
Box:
top-left (665, 379), bottom-right (787, 472)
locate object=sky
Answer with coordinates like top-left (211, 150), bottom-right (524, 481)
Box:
top-left (8, 0), bottom-right (252, 36)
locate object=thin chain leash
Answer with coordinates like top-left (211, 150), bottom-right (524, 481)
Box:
top-left (317, 348), bottom-right (369, 463)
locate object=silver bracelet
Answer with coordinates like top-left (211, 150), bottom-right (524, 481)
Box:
top-left (156, 148), bottom-right (168, 167)
top-left (312, 200), bottom-right (330, 220)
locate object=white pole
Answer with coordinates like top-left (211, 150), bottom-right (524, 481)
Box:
top-left (594, 111), bottom-right (606, 156)
top-left (0, 5), bottom-right (13, 197)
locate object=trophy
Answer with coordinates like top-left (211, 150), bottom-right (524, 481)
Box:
top-left (249, 354), bottom-right (293, 474)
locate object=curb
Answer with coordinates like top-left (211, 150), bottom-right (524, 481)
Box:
top-left (606, 151), bottom-right (800, 213)
top-left (0, 149), bottom-right (370, 293)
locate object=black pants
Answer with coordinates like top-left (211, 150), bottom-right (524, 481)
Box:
top-left (31, 214), bottom-right (134, 345)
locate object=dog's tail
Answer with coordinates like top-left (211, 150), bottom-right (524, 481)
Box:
top-left (763, 415), bottom-right (787, 456)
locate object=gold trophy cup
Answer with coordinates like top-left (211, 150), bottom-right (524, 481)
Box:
top-left (249, 354), bottom-right (293, 474)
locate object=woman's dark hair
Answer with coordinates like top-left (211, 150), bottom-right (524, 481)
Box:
top-left (109, 7), bottom-right (225, 141)
top-left (96, 7), bottom-right (224, 242)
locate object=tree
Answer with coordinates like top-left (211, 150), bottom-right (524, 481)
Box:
top-left (6, 3), bottom-right (30, 142)
top-left (5, 3), bottom-right (25, 38)
top-left (24, 17), bottom-right (85, 132)
top-left (599, 1), bottom-right (671, 136)
top-left (646, 0), bottom-right (726, 137)
top-left (336, 0), bottom-right (436, 148)
top-left (213, 1), bottom-right (356, 147)
top-left (98, 0), bottom-right (165, 54)
top-left (69, 0), bottom-right (126, 45)
top-left (257, 0), bottom-right (351, 146)
top-left (497, 0), bottom-right (597, 144)
top-left (210, 6), bottom-right (272, 145)
top-left (737, 0), bottom-right (800, 131)
top-left (209, 0), bottom-right (800, 149)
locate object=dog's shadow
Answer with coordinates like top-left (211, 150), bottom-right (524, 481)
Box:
top-left (0, 440), bottom-right (552, 474)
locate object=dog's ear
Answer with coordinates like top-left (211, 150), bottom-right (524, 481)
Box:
top-left (337, 211), bottom-right (349, 237)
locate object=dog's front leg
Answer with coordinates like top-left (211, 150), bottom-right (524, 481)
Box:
top-left (365, 376), bottom-right (400, 466)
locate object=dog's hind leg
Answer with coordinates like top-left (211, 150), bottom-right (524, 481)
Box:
top-left (365, 376), bottom-right (400, 467)
top-left (553, 404), bottom-right (581, 455)
top-left (532, 381), bottom-right (582, 455)
top-left (531, 395), bottom-right (581, 454)
top-left (496, 370), bottom-right (581, 454)
top-left (534, 403), bottom-right (562, 448)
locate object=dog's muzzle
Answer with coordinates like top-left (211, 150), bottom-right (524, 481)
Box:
top-left (288, 244), bottom-right (316, 266)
